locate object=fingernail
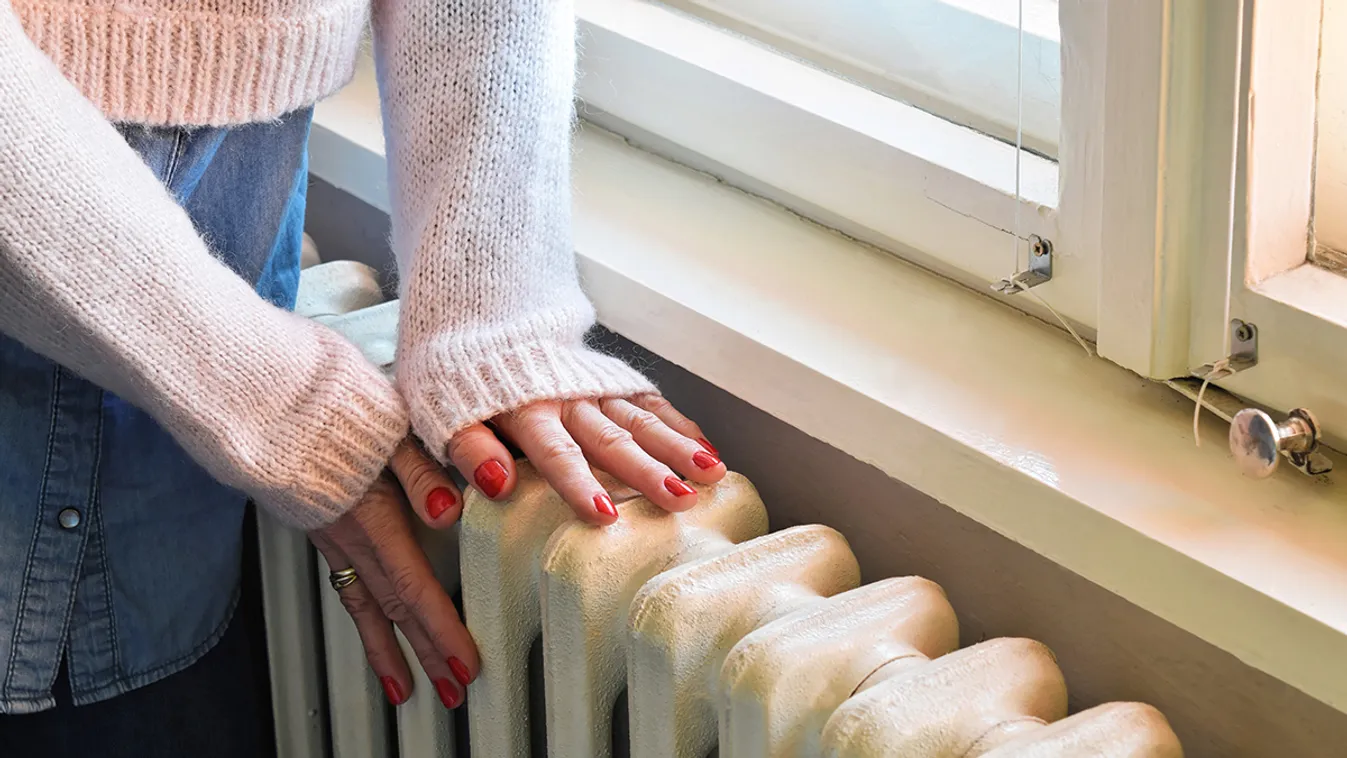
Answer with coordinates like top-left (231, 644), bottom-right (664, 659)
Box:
top-left (697, 438), bottom-right (719, 456)
top-left (381, 676), bottom-right (406, 706)
top-left (435, 677), bottom-right (462, 709)
top-left (594, 493), bottom-right (618, 519)
top-left (692, 450), bottom-right (721, 470)
top-left (427, 487), bottom-right (457, 520)
top-left (474, 460), bottom-right (508, 498)
top-left (664, 476), bottom-right (696, 497)
top-left (449, 657), bottom-right (472, 687)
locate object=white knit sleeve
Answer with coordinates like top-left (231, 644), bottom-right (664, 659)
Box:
top-left (371, 0), bottom-right (657, 461)
top-left (0, 5), bottom-right (408, 530)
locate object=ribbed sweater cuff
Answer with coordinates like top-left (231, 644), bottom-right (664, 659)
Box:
top-left (13, 0), bottom-right (367, 126)
top-left (256, 327), bottom-right (410, 530)
top-left (398, 313), bottom-right (658, 462)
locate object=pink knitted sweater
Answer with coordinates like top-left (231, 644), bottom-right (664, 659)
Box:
top-left (0, 0), bottom-right (655, 529)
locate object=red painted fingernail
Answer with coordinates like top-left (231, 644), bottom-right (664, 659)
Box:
top-left (427, 487), bottom-right (457, 520)
top-left (692, 450), bottom-right (721, 470)
top-left (435, 677), bottom-right (462, 709)
top-left (697, 438), bottom-right (719, 456)
top-left (474, 460), bottom-right (508, 498)
top-left (594, 493), bottom-right (618, 519)
top-left (664, 476), bottom-right (696, 497)
top-left (449, 657), bottom-right (472, 687)
top-left (381, 676), bottom-right (406, 706)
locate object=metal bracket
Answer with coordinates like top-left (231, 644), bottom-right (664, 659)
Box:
top-left (1193, 319), bottom-right (1258, 379)
top-left (993, 235), bottom-right (1053, 295)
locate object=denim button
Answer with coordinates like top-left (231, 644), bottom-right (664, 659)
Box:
top-left (58, 508), bottom-right (82, 529)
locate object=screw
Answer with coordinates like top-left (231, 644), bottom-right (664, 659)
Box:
top-left (1029, 235), bottom-right (1051, 257)
top-left (1235, 322), bottom-right (1255, 343)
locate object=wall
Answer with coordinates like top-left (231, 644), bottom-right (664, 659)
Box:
top-left (308, 177), bottom-right (1347, 757)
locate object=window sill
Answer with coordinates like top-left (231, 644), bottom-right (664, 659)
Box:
top-left (311, 64), bottom-right (1347, 715)
top-left (1255, 264), bottom-right (1347, 331)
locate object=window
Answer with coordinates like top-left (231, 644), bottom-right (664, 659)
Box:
top-left (574, 0), bottom-right (1092, 331)
top-left (575, 0), bottom-right (1347, 444)
top-left (657, 0), bottom-right (1063, 158)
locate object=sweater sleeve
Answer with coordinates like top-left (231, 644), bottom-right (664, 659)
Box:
top-left (371, 0), bottom-right (657, 461)
top-left (0, 5), bottom-right (408, 531)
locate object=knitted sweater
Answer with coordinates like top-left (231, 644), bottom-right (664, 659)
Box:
top-left (0, 0), bottom-right (655, 530)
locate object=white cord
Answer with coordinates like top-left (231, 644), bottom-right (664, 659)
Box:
top-left (1012, 0), bottom-right (1025, 275)
top-left (1192, 358), bottom-right (1233, 448)
top-left (1007, 2), bottom-right (1092, 358)
top-left (1010, 278), bottom-right (1095, 357)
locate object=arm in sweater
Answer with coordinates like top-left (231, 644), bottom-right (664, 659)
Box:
top-left (372, 0), bottom-right (657, 461)
top-left (0, 5), bottom-right (408, 530)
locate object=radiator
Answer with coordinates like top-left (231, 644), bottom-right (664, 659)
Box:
top-left (259, 259), bottom-right (1185, 758)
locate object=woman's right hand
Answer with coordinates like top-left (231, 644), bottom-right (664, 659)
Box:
top-left (446, 394), bottom-right (725, 525)
top-left (308, 440), bottom-right (478, 708)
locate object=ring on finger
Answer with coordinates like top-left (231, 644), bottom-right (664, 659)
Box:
top-left (329, 567), bottom-right (359, 591)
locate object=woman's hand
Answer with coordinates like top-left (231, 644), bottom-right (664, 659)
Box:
top-left (308, 440), bottom-right (477, 709)
top-left (445, 394), bottom-right (726, 524)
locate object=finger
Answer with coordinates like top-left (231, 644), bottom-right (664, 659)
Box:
top-left (601, 398), bottom-right (726, 485)
top-left (564, 401), bottom-right (698, 513)
top-left (446, 422), bottom-right (517, 501)
top-left (495, 404), bottom-right (616, 525)
top-left (389, 439), bottom-right (463, 528)
top-left (347, 544), bottom-right (476, 709)
top-left (311, 539), bottom-right (414, 706)
top-left (630, 394), bottom-right (719, 457)
top-left (347, 500), bottom-right (481, 687)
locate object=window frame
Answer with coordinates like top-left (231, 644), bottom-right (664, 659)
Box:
top-left (575, 0), bottom-right (1103, 332)
top-left (1214, 0), bottom-right (1347, 448)
top-left (1098, 0), bottom-right (1347, 448)
top-left (578, 0), bottom-right (1347, 446)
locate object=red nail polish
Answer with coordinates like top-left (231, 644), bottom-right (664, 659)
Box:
top-left (697, 438), bottom-right (719, 456)
top-left (664, 476), bottom-right (696, 497)
top-left (381, 676), bottom-right (406, 706)
top-left (449, 657), bottom-right (472, 687)
top-left (692, 450), bottom-right (720, 470)
top-left (435, 677), bottom-right (462, 709)
top-left (594, 493), bottom-right (618, 519)
top-left (427, 487), bottom-right (457, 520)
top-left (474, 460), bottom-right (508, 498)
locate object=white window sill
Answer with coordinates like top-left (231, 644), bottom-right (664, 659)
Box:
top-left (310, 61), bottom-right (1347, 715)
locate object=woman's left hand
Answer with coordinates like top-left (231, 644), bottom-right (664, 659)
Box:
top-left (444, 395), bottom-right (726, 524)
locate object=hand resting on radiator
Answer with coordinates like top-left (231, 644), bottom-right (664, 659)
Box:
top-left (444, 394), bottom-right (727, 525)
top-left (309, 439), bottom-right (479, 710)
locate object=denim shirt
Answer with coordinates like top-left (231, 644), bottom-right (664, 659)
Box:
top-left (0, 108), bottom-right (313, 714)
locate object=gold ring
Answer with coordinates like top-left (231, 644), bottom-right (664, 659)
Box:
top-left (329, 567), bottom-right (359, 591)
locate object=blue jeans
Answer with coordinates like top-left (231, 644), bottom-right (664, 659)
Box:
top-left (0, 106), bottom-right (312, 729)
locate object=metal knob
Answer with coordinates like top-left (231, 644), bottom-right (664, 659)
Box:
top-left (1229, 408), bottom-right (1320, 479)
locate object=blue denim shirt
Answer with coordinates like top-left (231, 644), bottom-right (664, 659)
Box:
top-left (0, 108), bottom-right (313, 713)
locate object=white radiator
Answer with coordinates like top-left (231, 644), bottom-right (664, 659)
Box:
top-left (259, 259), bottom-right (1184, 758)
